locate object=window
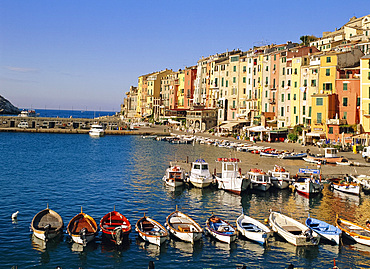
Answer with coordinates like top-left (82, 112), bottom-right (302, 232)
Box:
top-left (296, 116), bottom-right (298, 124)
top-left (287, 80), bottom-right (291, 86)
top-left (265, 77), bottom-right (268, 85)
top-left (329, 127), bottom-right (333, 134)
top-left (281, 107), bottom-right (284, 116)
top-left (288, 93), bottom-right (290, 100)
top-left (343, 97), bottom-right (348, 106)
top-left (294, 68), bottom-right (297, 75)
top-left (282, 67), bottom-right (285, 75)
top-left (273, 64), bottom-right (276, 70)
top-left (265, 91), bottom-right (268, 98)
top-left (323, 83), bottom-right (332, 91)
top-left (357, 97), bottom-right (361, 106)
top-left (294, 94), bottom-right (296, 100)
top-left (294, 106), bottom-right (296, 114)
top-left (326, 69), bottom-right (330, 76)
top-left (303, 106), bottom-right (306, 115)
top-left (303, 92), bottom-right (306, 100)
top-left (343, 83), bottom-right (348, 91)
top-left (233, 77), bottom-right (236, 83)
top-left (316, 98), bottom-right (323, 106)
top-left (294, 81), bottom-right (297, 88)
top-left (233, 100), bottom-right (235, 108)
top-left (304, 79), bottom-right (307, 87)
top-left (243, 66), bottom-right (246, 72)
top-left (281, 94), bottom-right (284, 102)
top-left (368, 72), bottom-right (370, 80)
top-left (309, 106), bottom-right (312, 117)
top-left (317, 113), bottom-right (322, 124)
top-left (231, 56), bottom-right (239, 62)
top-left (222, 78), bottom-right (224, 86)
top-left (243, 77), bottom-right (246, 83)
top-left (265, 103), bottom-right (267, 112)
top-left (326, 57), bottom-right (331, 63)
top-left (233, 66), bottom-right (236, 72)
top-left (282, 81), bottom-right (285, 88)
top-left (232, 112), bottom-right (235, 119)
top-left (226, 80), bottom-right (228, 87)
top-left (343, 112), bottom-right (347, 119)
top-left (274, 54), bottom-right (276, 61)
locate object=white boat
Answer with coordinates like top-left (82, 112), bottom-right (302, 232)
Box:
top-left (165, 207), bottom-right (203, 243)
top-left (136, 214), bottom-right (168, 246)
top-left (205, 215), bottom-right (237, 244)
top-left (268, 165), bottom-right (292, 189)
top-left (269, 211), bottom-right (320, 246)
top-left (292, 169), bottom-right (323, 197)
top-left (189, 159), bottom-right (213, 188)
top-left (336, 216), bottom-right (370, 246)
top-left (236, 214), bottom-right (271, 244)
top-left (89, 124), bottom-right (105, 137)
top-left (329, 177), bottom-right (361, 196)
top-left (162, 164), bottom-right (186, 187)
top-left (247, 169), bottom-right (272, 191)
top-left (214, 158), bottom-right (250, 195)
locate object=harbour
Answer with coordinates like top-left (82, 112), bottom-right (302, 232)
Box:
top-left (1, 132), bottom-right (370, 268)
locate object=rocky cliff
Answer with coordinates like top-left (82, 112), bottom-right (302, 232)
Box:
top-left (0, 95), bottom-right (21, 115)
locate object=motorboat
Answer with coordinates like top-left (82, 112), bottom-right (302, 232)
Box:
top-left (247, 169), bottom-right (272, 191)
top-left (162, 163), bottom-right (186, 187)
top-left (269, 211), bottom-right (320, 246)
top-left (136, 213), bottom-right (168, 246)
top-left (351, 175), bottom-right (370, 194)
top-left (165, 207), bottom-right (203, 243)
top-left (236, 214), bottom-right (271, 244)
top-left (336, 216), bottom-right (370, 246)
top-left (329, 177), bottom-right (361, 196)
top-left (89, 124), bottom-right (105, 137)
top-left (67, 208), bottom-right (98, 246)
top-left (31, 205), bottom-right (64, 242)
top-left (305, 216), bottom-right (342, 245)
top-left (100, 209), bottom-right (131, 246)
top-left (205, 215), bottom-right (236, 244)
top-left (292, 169), bottom-right (323, 197)
top-left (188, 159), bottom-right (213, 188)
top-left (214, 158), bottom-right (250, 195)
top-left (259, 148), bottom-right (280, 157)
top-left (268, 165), bottom-right (292, 189)
top-left (304, 148), bottom-right (344, 164)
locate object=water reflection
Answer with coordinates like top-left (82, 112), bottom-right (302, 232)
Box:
top-left (70, 241), bottom-right (98, 253)
top-left (136, 239), bottom-right (167, 257)
top-left (169, 239), bottom-right (203, 257)
top-left (272, 239), bottom-right (319, 260)
top-left (31, 234), bottom-right (62, 253)
top-left (204, 234), bottom-right (237, 255)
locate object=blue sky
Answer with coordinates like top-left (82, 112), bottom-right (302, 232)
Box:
top-left (1, 0), bottom-right (369, 111)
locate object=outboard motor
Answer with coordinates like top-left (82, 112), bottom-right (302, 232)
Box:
top-left (304, 228), bottom-right (318, 244)
top-left (79, 228), bottom-right (88, 247)
top-left (44, 224), bottom-right (51, 242)
top-left (114, 227), bottom-right (123, 246)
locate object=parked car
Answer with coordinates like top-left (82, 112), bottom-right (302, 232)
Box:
top-left (17, 122), bottom-right (29, 128)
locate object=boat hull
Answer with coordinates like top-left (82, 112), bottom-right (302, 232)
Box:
top-left (100, 211), bottom-right (131, 246)
top-left (205, 227), bottom-right (236, 244)
top-left (67, 212), bottom-right (98, 246)
top-left (306, 217), bottom-right (341, 245)
top-left (251, 183), bottom-right (271, 192)
top-left (189, 176), bottom-right (213, 188)
top-left (31, 208), bottom-right (64, 242)
top-left (205, 216), bottom-right (237, 244)
top-left (166, 210), bottom-right (203, 244)
top-left (236, 215), bottom-right (271, 244)
top-left (293, 181), bottom-right (323, 197)
top-left (136, 216), bottom-right (168, 246)
top-left (336, 217), bottom-right (370, 246)
top-left (332, 183), bottom-right (360, 196)
top-left (269, 212), bottom-right (320, 246)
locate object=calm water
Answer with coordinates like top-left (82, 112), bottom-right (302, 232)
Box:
top-left (1, 133), bottom-right (370, 269)
top-left (20, 109), bottom-right (116, 118)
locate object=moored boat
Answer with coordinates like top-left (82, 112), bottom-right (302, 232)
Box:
top-left (236, 214), bottom-right (271, 244)
top-left (214, 157), bottom-right (250, 195)
top-left (189, 159), bottom-right (213, 188)
top-left (135, 214), bottom-right (168, 246)
top-left (304, 148), bottom-right (344, 164)
top-left (100, 209), bottom-right (131, 246)
top-left (247, 168), bottom-right (272, 191)
top-left (329, 177), bottom-right (361, 196)
top-left (278, 152), bottom-right (307, 159)
top-left (31, 205), bottom-right (64, 242)
top-left (269, 211), bottom-right (320, 246)
top-left (305, 216), bottom-right (341, 245)
top-left (292, 168), bottom-right (323, 197)
top-left (336, 216), bottom-right (370, 246)
top-left (268, 165), bottom-right (292, 189)
top-left (162, 163), bottom-right (186, 188)
top-left (67, 208), bottom-right (98, 246)
top-left (89, 124), bottom-right (105, 137)
top-left (165, 207), bottom-right (203, 243)
top-left (205, 215), bottom-right (236, 244)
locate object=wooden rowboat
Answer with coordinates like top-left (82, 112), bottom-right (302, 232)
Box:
top-left (67, 207), bottom-right (98, 246)
top-left (205, 215), bottom-right (237, 244)
top-left (336, 216), bottom-right (370, 246)
top-left (135, 214), bottom-right (168, 246)
top-left (100, 209), bottom-right (131, 246)
top-left (165, 206), bottom-right (203, 244)
top-left (236, 214), bottom-right (271, 245)
top-left (31, 205), bottom-right (64, 242)
top-left (305, 216), bottom-right (341, 245)
top-left (269, 211), bottom-right (320, 246)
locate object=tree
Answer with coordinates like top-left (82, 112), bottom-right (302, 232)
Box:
top-left (300, 35), bottom-right (318, 46)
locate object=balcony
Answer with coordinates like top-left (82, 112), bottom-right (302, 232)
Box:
top-left (229, 106), bottom-right (237, 110)
top-left (268, 98), bottom-right (276, 104)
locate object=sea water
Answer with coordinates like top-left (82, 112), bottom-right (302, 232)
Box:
top-left (0, 133), bottom-right (369, 268)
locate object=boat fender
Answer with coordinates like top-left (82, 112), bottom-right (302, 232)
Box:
top-left (114, 227), bottom-right (123, 245)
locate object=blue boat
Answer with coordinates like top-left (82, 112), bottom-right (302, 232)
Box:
top-left (305, 216), bottom-right (342, 245)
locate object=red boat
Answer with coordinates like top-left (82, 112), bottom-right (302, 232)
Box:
top-left (100, 209), bottom-right (131, 246)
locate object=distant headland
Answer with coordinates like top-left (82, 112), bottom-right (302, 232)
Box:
top-left (0, 95), bottom-right (21, 115)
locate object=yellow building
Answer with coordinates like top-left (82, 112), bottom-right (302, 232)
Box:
top-left (360, 55), bottom-right (370, 132)
top-left (177, 71), bottom-right (185, 109)
top-left (310, 94), bottom-right (337, 135)
top-left (291, 56), bottom-right (302, 126)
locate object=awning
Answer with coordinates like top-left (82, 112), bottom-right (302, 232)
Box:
top-left (247, 125), bottom-right (268, 132)
top-left (220, 122), bottom-right (239, 131)
top-left (306, 132), bottom-right (325, 137)
top-left (270, 128), bottom-right (288, 134)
